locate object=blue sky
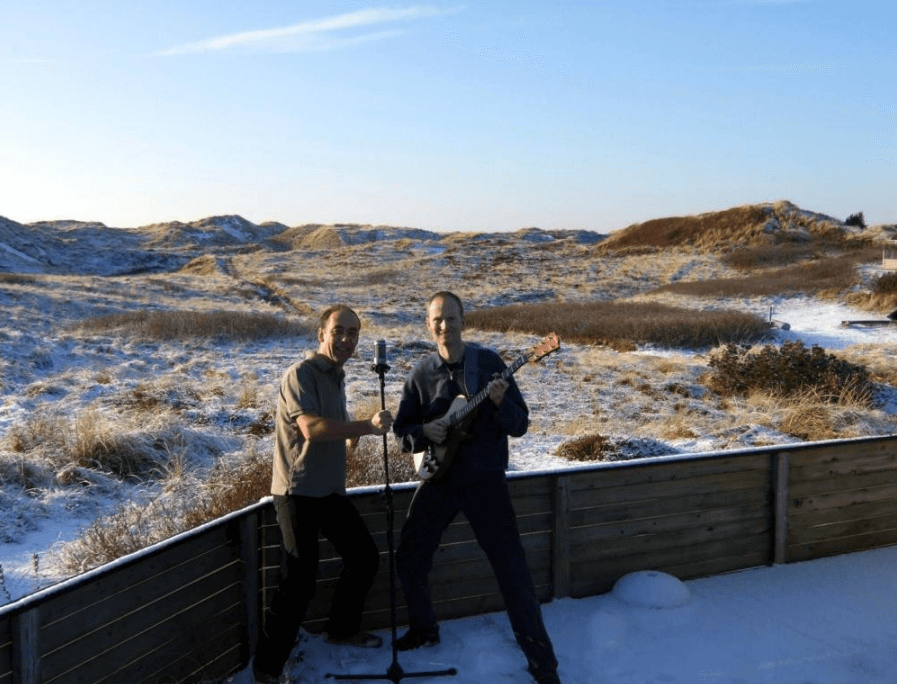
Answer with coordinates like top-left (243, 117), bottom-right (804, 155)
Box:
top-left (1, 1), bottom-right (894, 233)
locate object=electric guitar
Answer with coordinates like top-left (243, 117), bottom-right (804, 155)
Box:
top-left (412, 333), bottom-right (561, 481)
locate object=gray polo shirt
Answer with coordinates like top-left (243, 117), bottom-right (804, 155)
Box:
top-left (272, 352), bottom-right (349, 497)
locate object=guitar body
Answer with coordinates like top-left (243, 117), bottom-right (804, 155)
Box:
top-left (413, 395), bottom-right (473, 481)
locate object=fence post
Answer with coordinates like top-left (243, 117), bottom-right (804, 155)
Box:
top-left (239, 511), bottom-right (260, 664)
top-left (552, 475), bottom-right (571, 598)
top-left (773, 451), bottom-right (790, 565)
top-left (12, 606), bottom-right (39, 684)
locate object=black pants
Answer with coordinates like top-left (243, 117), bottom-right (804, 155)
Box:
top-left (396, 470), bottom-right (558, 676)
top-left (254, 493), bottom-right (379, 677)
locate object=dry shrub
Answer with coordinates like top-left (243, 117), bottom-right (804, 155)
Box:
top-left (69, 409), bottom-right (163, 478)
top-left (54, 442), bottom-right (272, 572)
top-left (556, 433), bottom-right (677, 462)
top-left (0, 273), bottom-right (39, 284)
top-left (347, 394), bottom-right (416, 486)
top-left (237, 371), bottom-right (262, 409)
top-left (179, 442), bottom-right (272, 528)
top-left (3, 407), bottom-right (65, 454)
top-left (745, 386), bottom-right (875, 441)
top-left (557, 433), bottom-right (607, 461)
top-left (723, 242), bottom-right (880, 272)
top-left (653, 257), bottom-right (859, 298)
top-left (346, 436), bottom-right (415, 487)
top-left (466, 301), bottom-right (769, 349)
top-left (722, 243), bottom-right (818, 270)
top-left (706, 341), bottom-right (874, 405)
top-left (353, 267), bottom-right (403, 286)
top-left (837, 344), bottom-right (897, 387)
top-left (2, 406), bottom-right (227, 483)
top-left (74, 310), bottom-right (312, 341)
top-left (0, 453), bottom-right (50, 490)
top-left (872, 271), bottom-right (897, 295)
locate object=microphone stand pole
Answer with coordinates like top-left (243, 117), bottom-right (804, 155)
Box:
top-left (327, 350), bottom-right (456, 683)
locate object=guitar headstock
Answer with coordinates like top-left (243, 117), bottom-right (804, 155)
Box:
top-left (531, 332), bottom-right (560, 362)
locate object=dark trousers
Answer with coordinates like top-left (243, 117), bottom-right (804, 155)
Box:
top-left (254, 493), bottom-right (379, 677)
top-left (396, 470), bottom-right (558, 676)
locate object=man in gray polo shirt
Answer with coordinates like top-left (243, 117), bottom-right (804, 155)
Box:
top-left (253, 304), bottom-right (393, 684)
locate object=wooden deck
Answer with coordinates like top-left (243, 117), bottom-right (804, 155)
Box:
top-left (3, 434), bottom-right (897, 684)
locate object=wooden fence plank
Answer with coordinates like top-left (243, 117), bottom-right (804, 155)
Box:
top-left (788, 438), bottom-right (897, 469)
top-left (572, 502), bottom-right (769, 541)
top-left (791, 482), bottom-right (897, 513)
top-left (789, 449), bottom-right (897, 481)
top-left (790, 511), bottom-right (897, 545)
top-left (788, 527), bottom-right (897, 562)
top-left (566, 454), bottom-right (771, 494)
top-left (569, 469), bottom-right (771, 509)
top-left (790, 469), bottom-right (897, 498)
top-left (790, 496), bottom-right (897, 532)
top-left (40, 541), bottom-right (240, 653)
top-left (570, 516), bottom-right (771, 561)
top-left (125, 604), bottom-right (245, 684)
top-left (40, 522), bottom-right (234, 628)
top-left (40, 564), bottom-right (244, 684)
top-left (571, 487), bottom-right (770, 528)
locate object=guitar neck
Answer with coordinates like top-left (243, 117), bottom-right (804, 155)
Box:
top-left (448, 352), bottom-right (532, 426)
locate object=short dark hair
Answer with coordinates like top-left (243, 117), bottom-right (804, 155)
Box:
top-left (319, 304), bottom-right (360, 330)
top-left (428, 291), bottom-right (464, 318)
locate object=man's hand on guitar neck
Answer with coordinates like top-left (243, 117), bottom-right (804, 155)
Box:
top-left (487, 376), bottom-right (508, 407)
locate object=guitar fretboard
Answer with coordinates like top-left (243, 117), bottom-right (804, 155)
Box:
top-left (447, 352), bottom-right (533, 428)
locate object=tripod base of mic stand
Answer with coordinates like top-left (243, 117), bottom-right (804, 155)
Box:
top-left (326, 661), bottom-right (457, 682)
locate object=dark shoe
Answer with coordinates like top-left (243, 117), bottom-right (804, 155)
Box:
top-left (252, 660), bottom-right (281, 684)
top-left (395, 626), bottom-right (440, 651)
top-left (326, 631), bottom-right (383, 648)
top-left (529, 668), bottom-right (562, 684)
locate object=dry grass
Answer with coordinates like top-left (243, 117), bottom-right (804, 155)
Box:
top-left (346, 395), bottom-right (415, 487)
top-left (73, 310), bottom-right (312, 341)
top-left (466, 300), bottom-right (770, 349)
top-left (740, 386), bottom-right (879, 441)
top-left (597, 205), bottom-right (774, 253)
top-left (652, 257), bottom-right (860, 298)
top-left (53, 441), bottom-right (271, 572)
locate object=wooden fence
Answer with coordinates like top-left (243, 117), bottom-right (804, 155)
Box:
top-left (2, 434), bottom-right (897, 684)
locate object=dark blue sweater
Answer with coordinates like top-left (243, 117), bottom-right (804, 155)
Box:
top-left (393, 344), bottom-right (529, 476)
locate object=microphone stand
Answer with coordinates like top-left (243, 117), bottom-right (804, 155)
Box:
top-left (327, 346), bottom-right (456, 683)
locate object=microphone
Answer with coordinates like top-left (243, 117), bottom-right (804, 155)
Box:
top-left (374, 340), bottom-right (388, 368)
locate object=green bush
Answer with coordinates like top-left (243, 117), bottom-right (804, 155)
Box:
top-left (706, 341), bottom-right (873, 404)
top-left (845, 212), bottom-right (866, 229)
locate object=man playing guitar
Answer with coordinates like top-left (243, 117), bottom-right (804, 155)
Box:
top-left (392, 291), bottom-right (562, 684)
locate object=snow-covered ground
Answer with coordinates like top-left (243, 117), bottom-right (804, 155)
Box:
top-left (3, 295), bottom-right (897, 684)
top-left (220, 545), bottom-right (897, 684)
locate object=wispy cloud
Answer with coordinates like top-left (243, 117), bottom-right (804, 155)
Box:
top-left (739, 63), bottom-right (848, 75)
top-left (158, 5), bottom-right (461, 56)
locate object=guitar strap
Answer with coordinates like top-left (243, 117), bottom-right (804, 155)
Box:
top-left (461, 343), bottom-right (480, 399)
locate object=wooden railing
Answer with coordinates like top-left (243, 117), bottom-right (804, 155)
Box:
top-left (2, 434), bottom-right (897, 684)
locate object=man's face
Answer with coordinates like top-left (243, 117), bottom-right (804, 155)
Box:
top-left (318, 309), bottom-right (360, 365)
top-left (427, 296), bottom-right (464, 349)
